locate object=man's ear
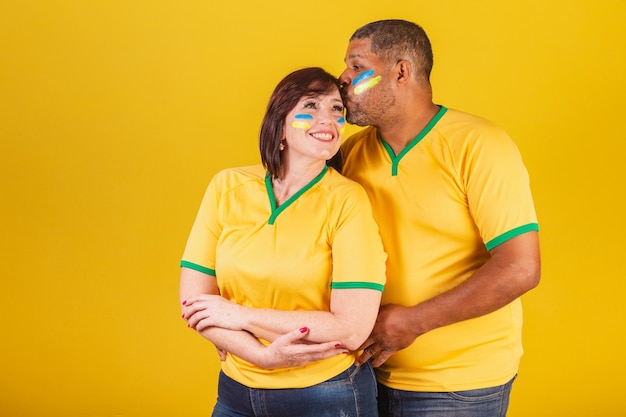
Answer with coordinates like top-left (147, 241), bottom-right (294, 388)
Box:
top-left (396, 60), bottom-right (412, 85)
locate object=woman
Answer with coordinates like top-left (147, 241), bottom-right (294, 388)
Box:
top-left (180, 67), bottom-right (386, 417)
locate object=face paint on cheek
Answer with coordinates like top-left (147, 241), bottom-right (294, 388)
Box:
top-left (337, 116), bottom-right (346, 135)
top-left (354, 75), bottom-right (382, 95)
top-left (352, 69), bottom-right (382, 96)
top-left (352, 70), bottom-right (375, 86)
top-left (292, 113), bottom-right (313, 129)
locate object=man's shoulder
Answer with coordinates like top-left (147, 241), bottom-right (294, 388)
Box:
top-left (437, 107), bottom-right (513, 150)
top-left (341, 126), bottom-right (377, 155)
top-left (440, 107), bottom-right (504, 133)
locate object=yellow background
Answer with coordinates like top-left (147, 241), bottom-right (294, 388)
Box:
top-left (1, 1), bottom-right (624, 416)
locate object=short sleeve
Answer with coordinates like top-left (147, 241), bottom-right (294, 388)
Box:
top-left (180, 175), bottom-right (222, 275)
top-left (330, 182), bottom-right (387, 291)
top-left (461, 124), bottom-right (539, 250)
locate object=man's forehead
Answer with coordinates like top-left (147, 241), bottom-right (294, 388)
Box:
top-left (345, 39), bottom-right (373, 60)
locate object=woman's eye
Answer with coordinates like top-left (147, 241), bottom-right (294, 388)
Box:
top-left (333, 105), bottom-right (344, 112)
top-left (304, 102), bottom-right (316, 109)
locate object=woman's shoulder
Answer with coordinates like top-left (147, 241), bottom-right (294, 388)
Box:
top-left (208, 165), bottom-right (266, 195)
top-left (323, 168), bottom-right (369, 198)
top-left (212, 164), bottom-right (265, 182)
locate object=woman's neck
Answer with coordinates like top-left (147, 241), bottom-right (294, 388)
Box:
top-left (272, 161), bottom-right (326, 206)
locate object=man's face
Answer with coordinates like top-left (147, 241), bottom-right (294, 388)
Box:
top-left (339, 38), bottom-right (394, 127)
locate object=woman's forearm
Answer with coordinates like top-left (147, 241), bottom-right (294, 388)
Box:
top-left (186, 289), bottom-right (381, 351)
top-left (196, 326), bottom-right (265, 363)
top-left (194, 326), bottom-right (347, 370)
top-left (180, 267), bottom-right (381, 352)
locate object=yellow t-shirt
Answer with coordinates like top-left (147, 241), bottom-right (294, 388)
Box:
top-left (181, 164), bottom-right (386, 389)
top-left (341, 106), bottom-right (539, 392)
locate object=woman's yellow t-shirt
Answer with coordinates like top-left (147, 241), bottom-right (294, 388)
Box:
top-left (182, 164), bottom-right (386, 388)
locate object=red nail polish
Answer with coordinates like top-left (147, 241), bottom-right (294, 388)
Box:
top-left (182, 300), bottom-right (187, 305)
top-left (335, 343), bottom-right (342, 347)
top-left (299, 327), bottom-right (308, 333)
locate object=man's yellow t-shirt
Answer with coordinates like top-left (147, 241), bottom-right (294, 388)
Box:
top-left (181, 164), bottom-right (386, 389)
top-left (341, 106), bottom-right (539, 392)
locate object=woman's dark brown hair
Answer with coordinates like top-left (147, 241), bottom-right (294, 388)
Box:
top-left (260, 67), bottom-right (342, 179)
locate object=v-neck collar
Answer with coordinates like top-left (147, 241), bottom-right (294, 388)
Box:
top-left (265, 165), bottom-right (329, 225)
top-left (380, 106), bottom-right (447, 176)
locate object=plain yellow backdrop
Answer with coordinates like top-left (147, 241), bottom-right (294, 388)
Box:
top-left (1, 1), bottom-right (625, 416)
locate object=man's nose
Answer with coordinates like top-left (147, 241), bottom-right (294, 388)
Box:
top-left (338, 71), bottom-right (350, 91)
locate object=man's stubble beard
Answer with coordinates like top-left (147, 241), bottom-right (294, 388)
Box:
top-left (344, 85), bottom-right (396, 128)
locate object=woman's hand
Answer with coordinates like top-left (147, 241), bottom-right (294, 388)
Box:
top-left (255, 327), bottom-right (348, 370)
top-left (182, 294), bottom-right (245, 331)
top-left (191, 323), bottom-right (348, 369)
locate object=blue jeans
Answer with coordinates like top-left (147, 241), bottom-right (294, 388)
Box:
top-left (212, 362), bottom-right (378, 417)
top-left (377, 376), bottom-right (516, 417)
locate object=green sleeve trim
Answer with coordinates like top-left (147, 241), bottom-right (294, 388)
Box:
top-left (180, 260), bottom-right (216, 276)
top-left (331, 281), bottom-right (384, 292)
top-left (485, 223), bottom-right (539, 251)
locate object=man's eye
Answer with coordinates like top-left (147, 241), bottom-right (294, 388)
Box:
top-left (353, 65), bottom-right (361, 71)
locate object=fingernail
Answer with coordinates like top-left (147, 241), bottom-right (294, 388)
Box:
top-left (182, 300), bottom-right (187, 305)
top-left (299, 327), bottom-right (308, 333)
top-left (335, 343), bottom-right (342, 347)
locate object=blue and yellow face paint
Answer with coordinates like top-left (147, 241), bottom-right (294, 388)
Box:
top-left (292, 113), bottom-right (313, 129)
top-left (292, 113), bottom-right (345, 135)
top-left (352, 69), bottom-right (382, 95)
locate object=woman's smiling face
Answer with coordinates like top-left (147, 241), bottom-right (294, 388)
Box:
top-left (283, 88), bottom-right (346, 163)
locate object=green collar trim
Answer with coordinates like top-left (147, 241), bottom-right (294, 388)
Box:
top-left (381, 106), bottom-right (448, 176)
top-left (265, 165), bottom-right (329, 225)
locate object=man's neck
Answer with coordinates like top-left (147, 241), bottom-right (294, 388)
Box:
top-left (377, 101), bottom-right (440, 155)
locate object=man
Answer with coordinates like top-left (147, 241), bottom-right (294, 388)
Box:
top-left (338, 19), bottom-right (541, 417)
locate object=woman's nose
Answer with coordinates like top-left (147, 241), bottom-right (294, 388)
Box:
top-left (317, 111), bottom-right (332, 124)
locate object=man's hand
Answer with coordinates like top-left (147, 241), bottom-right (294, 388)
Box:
top-left (356, 303), bottom-right (416, 367)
